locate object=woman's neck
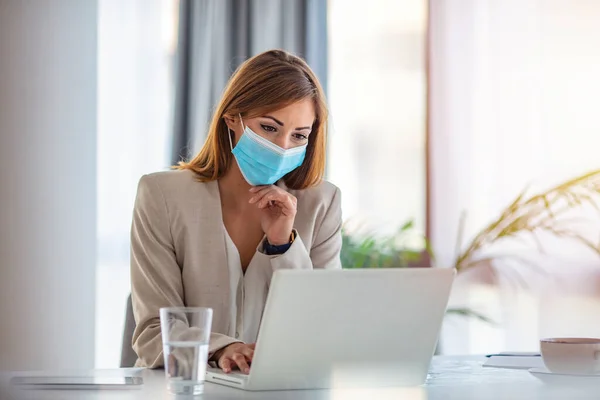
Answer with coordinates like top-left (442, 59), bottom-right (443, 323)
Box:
top-left (218, 162), bottom-right (253, 211)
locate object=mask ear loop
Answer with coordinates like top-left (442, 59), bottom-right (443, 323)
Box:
top-left (227, 126), bottom-right (234, 151)
top-left (228, 114), bottom-right (245, 151)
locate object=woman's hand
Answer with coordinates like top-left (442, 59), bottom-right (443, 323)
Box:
top-left (215, 343), bottom-right (255, 374)
top-left (249, 186), bottom-right (297, 245)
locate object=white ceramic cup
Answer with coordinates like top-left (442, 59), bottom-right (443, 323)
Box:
top-left (540, 338), bottom-right (600, 375)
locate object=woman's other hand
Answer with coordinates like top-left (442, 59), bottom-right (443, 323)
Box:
top-left (215, 343), bottom-right (256, 374)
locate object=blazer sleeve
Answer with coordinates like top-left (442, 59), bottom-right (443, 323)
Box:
top-left (256, 186), bottom-right (343, 271)
top-left (130, 175), bottom-right (239, 368)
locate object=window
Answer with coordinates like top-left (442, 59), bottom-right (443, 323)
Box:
top-left (96, 0), bottom-right (179, 367)
top-left (429, 0), bottom-right (600, 354)
top-left (328, 0), bottom-right (428, 238)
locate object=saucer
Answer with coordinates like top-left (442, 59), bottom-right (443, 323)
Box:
top-left (529, 368), bottom-right (600, 385)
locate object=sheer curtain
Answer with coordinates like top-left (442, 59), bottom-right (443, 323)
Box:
top-left (430, 0), bottom-right (600, 353)
top-left (96, 0), bottom-right (178, 367)
top-left (171, 0), bottom-right (328, 165)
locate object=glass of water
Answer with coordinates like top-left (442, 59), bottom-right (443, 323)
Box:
top-left (160, 307), bottom-right (213, 396)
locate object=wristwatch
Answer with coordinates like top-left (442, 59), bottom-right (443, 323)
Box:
top-left (263, 231), bottom-right (296, 255)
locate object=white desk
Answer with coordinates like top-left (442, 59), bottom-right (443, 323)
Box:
top-left (3, 356), bottom-right (599, 400)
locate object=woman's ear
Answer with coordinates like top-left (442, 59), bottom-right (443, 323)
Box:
top-left (223, 114), bottom-right (237, 131)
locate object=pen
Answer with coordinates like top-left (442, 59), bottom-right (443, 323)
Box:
top-left (485, 352), bottom-right (541, 358)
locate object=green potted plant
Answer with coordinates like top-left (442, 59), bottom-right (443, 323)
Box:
top-left (341, 169), bottom-right (600, 323)
top-left (452, 170), bottom-right (600, 274)
top-left (340, 221), bottom-right (491, 322)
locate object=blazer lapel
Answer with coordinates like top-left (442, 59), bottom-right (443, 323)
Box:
top-left (193, 179), bottom-right (231, 332)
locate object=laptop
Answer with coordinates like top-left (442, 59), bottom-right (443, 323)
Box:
top-left (205, 268), bottom-right (455, 391)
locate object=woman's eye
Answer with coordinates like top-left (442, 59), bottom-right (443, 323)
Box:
top-left (293, 133), bottom-right (308, 141)
top-left (261, 124), bottom-right (277, 133)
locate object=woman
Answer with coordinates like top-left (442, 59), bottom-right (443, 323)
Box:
top-left (130, 50), bottom-right (342, 374)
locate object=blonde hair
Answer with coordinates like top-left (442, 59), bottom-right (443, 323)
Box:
top-left (176, 50), bottom-right (328, 189)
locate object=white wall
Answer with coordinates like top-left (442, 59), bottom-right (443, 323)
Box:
top-left (0, 0), bottom-right (97, 370)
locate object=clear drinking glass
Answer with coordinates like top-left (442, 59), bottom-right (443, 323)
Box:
top-left (160, 307), bottom-right (213, 396)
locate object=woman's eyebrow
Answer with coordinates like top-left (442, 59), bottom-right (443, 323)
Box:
top-left (263, 115), bottom-right (312, 130)
top-left (263, 115), bottom-right (284, 126)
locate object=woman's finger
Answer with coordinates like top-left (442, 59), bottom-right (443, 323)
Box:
top-left (258, 190), bottom-right (291, 208)
top-left (232, 352), bottom-right (250, 374)
top-left (282, 193), bottom-right (296, 210)
top-left (248, 185), bottom-right (274, 199)
top-left (249, 185), bottom-right (289, 203)
top-left (241, 346), bottom-right (255, 361)
top-left (257, 192), bottom-right (280, 208)
top-left (249, 185), bottom-right (271, 193)
top-left (261, 194), bottom-right (296, 215)
top-left (249, 186), bottom-right (277, 204)
top-left (220, 357), bottom-right (233, 373)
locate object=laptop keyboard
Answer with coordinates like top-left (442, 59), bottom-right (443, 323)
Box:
top-left (227, 372), bottom-right (248, 380)
top-left (207, 368), bottom-right (249, 383)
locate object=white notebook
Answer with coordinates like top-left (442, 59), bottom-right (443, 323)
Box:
top-left (10, 376), bottom-right (144, 390)
top-left (483, 355), bottom-right (545, 370)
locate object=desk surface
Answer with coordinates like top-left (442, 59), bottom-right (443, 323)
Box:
top-left (3, 356), bottom-right (599, 400)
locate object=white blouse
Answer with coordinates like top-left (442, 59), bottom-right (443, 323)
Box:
top-left (222, 225), bottom-right (270, 344)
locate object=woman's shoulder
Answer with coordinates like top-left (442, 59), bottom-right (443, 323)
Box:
top-left (286, 180), bottom-right (341, 209)
top-left (141, 168), bottom-right (198, 186)
top-left (137, 169), bottom-right (215, 199)
top-left (297, 179), bottom-right (339, 197)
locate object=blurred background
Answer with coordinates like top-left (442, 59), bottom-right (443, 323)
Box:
top-left (2, 0), bottom-right (600, 370)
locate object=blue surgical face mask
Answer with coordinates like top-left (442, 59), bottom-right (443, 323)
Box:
top-left (228, 116), bottom-right (307, 186)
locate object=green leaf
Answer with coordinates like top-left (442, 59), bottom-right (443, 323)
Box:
top-left (341, 220), bottom-right (430, 269)
top-left (399, 220), bottom-right (414, 232)
top-left (446, 307), bottom-right (495, 324)
top-left (424, 239), bottom-right (436, 262)
top-left (402, 251), bottom-right (421, 263)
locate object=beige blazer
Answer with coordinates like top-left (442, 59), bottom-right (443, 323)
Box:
top-left (130, 169), bottom-right (342, 368)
